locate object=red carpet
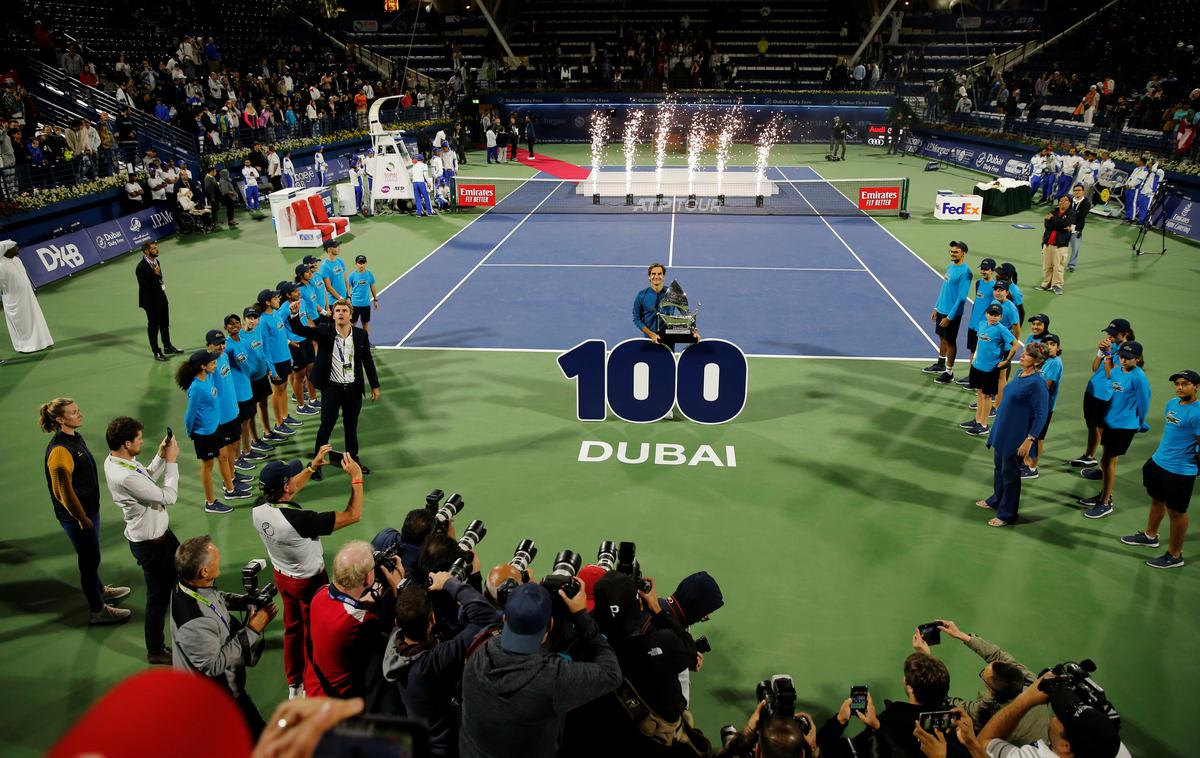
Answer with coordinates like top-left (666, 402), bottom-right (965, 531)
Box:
top-left (514, 148), bottom-right (591, 181)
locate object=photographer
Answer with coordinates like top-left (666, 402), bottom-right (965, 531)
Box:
top-left (171, 535), bottom-right (277, 737)
top-left (716, 702), bottom-right (820, 758)
top-left (383, 571), bottom-right (501, 756)
top-left (251, 445), bottom-right (365, 701)
top-left (371, 506), bottom-right (437, 576)
top-left (460, 581), bottom-right (622, 757)
top-left (975, 674), bottom-right (1130, 758)
top-left (420, 531), bottom-right (484, 637)
top-left (305, 541), bottom-right (404, 704)
top-left (933, 620), bottom-right (1047, 745)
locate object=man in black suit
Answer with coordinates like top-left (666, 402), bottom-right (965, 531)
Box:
top-left (286, 298), bottom-right (380, 476)
top-left (1067, 182), bottom-right (1092, 273)
top-left (135, 242), bottom-right (182, 361)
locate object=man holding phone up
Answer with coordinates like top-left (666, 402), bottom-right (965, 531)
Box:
top-left (252, 445), bottom-right (366, 701)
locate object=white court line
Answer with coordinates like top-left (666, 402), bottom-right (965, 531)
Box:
top-left (480, 263), bottom-right (867, 272)
top-left (395, 181), bottom-right (564, 347)
top-left (667, 198), bottom-right (676, 267)
top-left (373, 344), bottom-right (929, 361)
top-left (774, 167), bottom-right (939, 351)
top-left (376, 176), bottom-right (536, 298)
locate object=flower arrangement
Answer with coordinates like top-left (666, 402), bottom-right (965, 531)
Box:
top-left (4, 172), bottom-right (146, 214)
top-left (200, 119), bottom-right (447, 169)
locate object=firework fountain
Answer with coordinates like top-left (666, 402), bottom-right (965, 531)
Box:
top-left (653, 101), bottom-right (674, 202)
top-left (685, 109), bottom-right (709, 208)
top-left (754, 114), bottom-right (784, 207)
top-left (622, 110), bottom-right (645, 205)
top-left (589, 110), bottom-right (609, 203)
top-left (714, 105), bottom-right (742, 206)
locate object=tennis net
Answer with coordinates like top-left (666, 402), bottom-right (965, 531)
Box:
top-left (446, 169), bottom-right (909, 217)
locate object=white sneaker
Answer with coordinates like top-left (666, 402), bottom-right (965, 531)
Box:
top-left (288, 684), bottom-right (305, 700)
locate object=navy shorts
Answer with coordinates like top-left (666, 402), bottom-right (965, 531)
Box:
top-left (290, 341), bottom-right (314, 371)
top-left (217, 419), bottom-right (241, 446)
top-left (1083, 392), bottom-right (1109, 428)
top-left (271, 360), bottom-right (292, 385)
top-left (352, 305), bottom-right (372, 324)
top-left (1037, 411), bottom-right (1054, 441)
top-left (1143, 458), bottom-right (1196, 513)
top-left (251, 374), bottom-right (271, 403)
top-left (969, 365), bottom-right (1001, 396)
top-left (238, 399), bottom-right (257, 423)
top-left (966, 328), bottom-right (978, 353)
top-left (934, 312), bottom-right (962, 343)
top-left (192, 432), bottom-right (221, 461)
top-left (1101, 427), bottom-right (1136, 457)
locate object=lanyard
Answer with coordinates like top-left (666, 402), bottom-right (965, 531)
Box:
top-left (336, 332), bottom-right (353, 367)
top-left (177, 583), bottom-right (231, 632)
top-left (109, 455), bottom-right (155, 483)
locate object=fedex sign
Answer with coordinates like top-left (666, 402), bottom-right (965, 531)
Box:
top-left (934, 194), bottom-right (983, 221)
top-left (457, 184), bottom-right (496, 207)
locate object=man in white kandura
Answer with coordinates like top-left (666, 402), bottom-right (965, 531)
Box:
top-left (0, 240), bottom-right (54, 361)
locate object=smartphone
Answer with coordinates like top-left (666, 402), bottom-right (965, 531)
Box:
top-left (919, 710), bottom-right (957, 732)
top-left (314, 714), bottom-right (429, 758)
top-left (327, 450), bottom-right (345, 465)
top-left (850, 685), bottom-right (868, 714)
top-left (165, 427), bottom-right (173, 441)
top-left (918, 621), bottom-right (942, 645)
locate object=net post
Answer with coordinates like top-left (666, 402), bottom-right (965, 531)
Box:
top-left (901, 177), bottom-right (909, 213)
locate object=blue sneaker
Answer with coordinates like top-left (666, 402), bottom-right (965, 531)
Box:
top-left (309, 398), bottom-right (322, 408)
top-left (250, 440), bottom-right (274, 453)
top-left (969, 400), bottom-right (978, 410)
top-left (1081, 468), bottom-right (1102, 481)
top-left (264, 430), bottom-right (288, 442)
top-left (966, 423), bottom-right (989, 437)
top-left (989, 406), bottom-right (997, 418)
top-left (224, 487), bottom-right (253, 501)
top-left (283, 415), bottom-right (304, 426)
top-left (274, 424), bottom-right (297, 437)
top-left (204, 500), bottom-right (233, 514)
top-left (1077, 493), bottom-right (1106, 507)
top-left (295, 405), bottom-right (320, 416)
top-left (242, 450), bottom-right (268, 462)
top-left (959, 419), bottom-right (978, 429)
top-left (233, 472), bottom-right (253, 483)
top-left (233, 457), bottom-right (254, 472)
top-left (1146, 552), bottom-right (1185, 569)
top-left (1020, 466), bottom-right (1039, 480)
top-left (1083, 500), bottom-right (1115, 519)
top-left (1121, 531), bottom-right (1160, 548)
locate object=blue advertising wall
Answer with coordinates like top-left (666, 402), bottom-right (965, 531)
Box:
top-left (23, 205), bottom-right (176, 289)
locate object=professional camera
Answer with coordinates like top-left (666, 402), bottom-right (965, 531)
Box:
top-left (695, 636), bottom-right (712, 654)
top-left (540, 549), bottom-right (581, 598)
top-left (425, 489), bottom-right (445, 511)
top-left (448, 555), bottom-right (472, 583)
top-left (757, 674), bottom-right (798, 720)
top-left (433, 493), bottom-right (465, 530)
top-left (1038, 660), bottom-right (1120, 725)
top-left (616, 541), bottom-right (652, 593)
top-left (719, 724), bottom-right (739, 747)
top-left (596, 540), bottom-right (617, 571)
top-left (457, 519), bottom-right (487, 553)
top-left (241, 559), bottom-right (278, 609)
top-left (511, 539), bottom-right (538, 573)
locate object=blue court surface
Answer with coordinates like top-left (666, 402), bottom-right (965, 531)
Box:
top-left (372, 166), bottom-right (948, 359)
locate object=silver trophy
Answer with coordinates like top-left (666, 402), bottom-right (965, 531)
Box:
top-left (657, 280), bottom-right (699, 345)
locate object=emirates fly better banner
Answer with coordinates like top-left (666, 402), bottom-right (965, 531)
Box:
top-left (858, 186), bottom-right (902, 211)
top-left (457, 184), bottom-right (497, 207)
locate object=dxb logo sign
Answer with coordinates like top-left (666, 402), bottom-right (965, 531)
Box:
top-left (36, 242), bottom-right (86, 271)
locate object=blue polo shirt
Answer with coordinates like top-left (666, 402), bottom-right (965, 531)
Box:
top-left (302, 280), bottom-right (325, 322)
top-left (224, 336), bottom-right (254, 402)
top-left (320, 257), bottom-right (348, 299)
top-left (185, 374), bottom-right (220, 437)
top-left (632, 286), bottom-right (664, 334)
top-left (212, 352), bottom-right (239, 424)
top-left (258, 309), bottom-right (290, 365)
top-left (1086, 343), bottom-right (1120, 400)
top-left (1152, 399), bottom-right (1200, 475)
top-left (349, 269), bottom-right (376, 307)
top-left (983, 298), bottom-right (1020, 331)
top-left (972, 322), bottom-right (1015, 371)
top-left (1102, 366), bottom-right (1151, 431)
top-left (934, 261), bottom-right (972, 320)
top-left (242, 326), bottom-right (269, 379)
top-left (968, 278), bottom-right (995, 331)
top-left (1041, 355), bottom-right (1063, 411)
top-left (988, 371), bottom-right (1049, 455)
top-left (1006, 281), bottom-right (1023, 307)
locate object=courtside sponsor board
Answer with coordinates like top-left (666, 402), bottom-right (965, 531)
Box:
top-left (458, 184), bottom-right (496, 207)
top-left (858, 186), bottom-right (901, 211)
top-left (934, 194), bottom-right (984, 221)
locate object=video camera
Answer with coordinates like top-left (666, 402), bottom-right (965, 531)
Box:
top-left (616, 541), bottom-right (652, 593)
top-left (1038, 659), bottom-right (1121, 726)
top-left (757, 674), bottom-right (811, 734)
top-left (540, 549), bottom-right (582, 598)
top-left (241, 559), bottom-right (278, 609)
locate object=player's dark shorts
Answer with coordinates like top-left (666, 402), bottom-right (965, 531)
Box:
top-left (1037, 411), bottom-right (1054, 441)
top-left (1142, 458), bottom-right (1196, 513)
top-left (251, 374), bottom-right (271, 403)
top-left (934, 312), bottom-right (962, 343)
top-left (1083, 392), bottom-right (1109, 428)
top-left (192, 432), bottom-right (221, 461)
top-left (1101, 427), bottom-right (1136, 457)
top-left (271, 360), bottom-right (292, 385)
top-left (238, 399), bottom-right (257, 423)
top-left (217, 419), bottom-right (241, 446)
top-left (290, 341), bottom-right (314, 371)
top-left (352, 305), bottom-right (372, 324)
top-left (969, 365), bottom-right (1001, 396)
top-left (966, 328), bottom-right (978, 353)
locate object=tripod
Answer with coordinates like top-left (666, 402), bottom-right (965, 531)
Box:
top-left (1132, 186), bottom-right (1169, 256)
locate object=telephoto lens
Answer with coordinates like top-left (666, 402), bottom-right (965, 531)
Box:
top-left (551, 549), bottom-right (581, 577)
top-left (435, 492), bottom-right (464, 527)
top-left (448, 556), bottom-right (471, 583)
top-left (457, 519), bottom-right (487, 552)
top-left (719, 725), bottom-right (739, 747)
top-left (541, 549), bottom-right (582, 598)
top-left (511, 539), bottom-right (538, 572)
top-left (596, 540), bottom-right (617, 571)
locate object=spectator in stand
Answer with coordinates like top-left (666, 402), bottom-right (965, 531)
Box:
top-left (61, 44), bottom-right (85, 78)
top-left (852, 61), bottom-right (867, 88)
top-left (1079, 85), bottom-right (1100, 127)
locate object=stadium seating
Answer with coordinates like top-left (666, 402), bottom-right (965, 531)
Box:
top-left (291, 197), bottom-right (336, 241)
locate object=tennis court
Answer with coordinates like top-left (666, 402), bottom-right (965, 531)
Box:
top-left (371, 166), bottom-right (948, 359)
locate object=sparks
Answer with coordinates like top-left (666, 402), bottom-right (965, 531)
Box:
top-left (623, 110), bottom-right (645, 197)
top-left (590, 110), bottom-right (610, 196)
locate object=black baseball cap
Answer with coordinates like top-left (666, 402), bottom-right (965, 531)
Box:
top-left (992, 281), bottom-right (1010, 291)
top-left (591, 571), bottom-right (641, 637)
top-left (949, 240), bottom-right (969, 252)
top-left (996, 262), bottom-right (1017, 277)
top-left (1050, 690), bottom-right (1121, 758)
top-left (979, 258), bottom-right (996, 270)
top-left (355, 254), bottom-right (367, 264)
top-left (188, 349), bottom-right (217, 365)
top-left (985, 304), bottom-right (1003, 316)
top-left (302, 255), bottom-right (319, 265)
top-left (1028, 313), bottom-right (1050, 327)
top-left (257, 288), bottom-right (277, 304)
top-left (294, 263), bottom-right (310, 277)
top-left (1118, 341), bottom-right (1143, 359)
top-left (277, 281), bottom-right (298, 296)
top-left (1103, 318), bottom-right (1131, 336)
top-left (1169, 369), bottom-right (1200, 384)
top-left (204, 329), bottom-right (226, 345)
top-left (223, 313), bottom-right (241, 325)
top-left (243, 306), bottom-right (260, 318)
top-left (1041, 332), bottom-right (1061, 345)
top-left (259, 459), bottom-right (304, 491)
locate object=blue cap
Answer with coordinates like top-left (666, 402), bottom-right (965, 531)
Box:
top-left (992, 280), bottom-right (1009, 291)
top-left (257, 288), bottom-right (277, 304)
top-left (204, 329), bottom-right (225, 345)
top-left (259, 459), bottom-right (303, 491)
top-left (501, 583), bottom-right (552, 654)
